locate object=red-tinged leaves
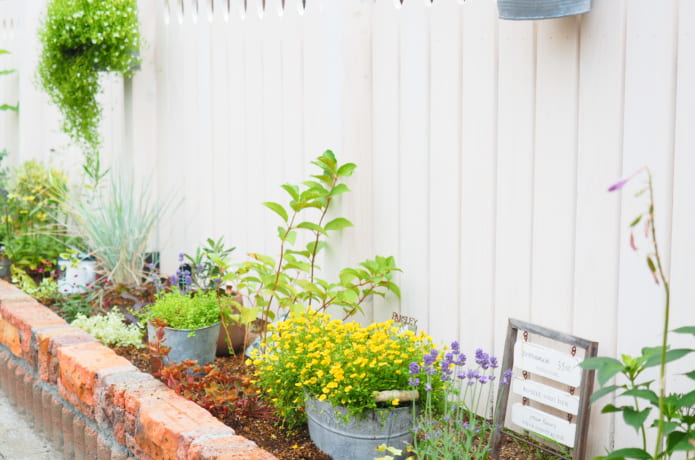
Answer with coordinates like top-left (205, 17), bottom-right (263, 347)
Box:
top-left (630, 233), bottom-right (638, 251)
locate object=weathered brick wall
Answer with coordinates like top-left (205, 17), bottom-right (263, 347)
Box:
top-left (0, 280), bottom-right (276, 460)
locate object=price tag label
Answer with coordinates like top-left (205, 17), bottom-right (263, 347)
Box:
top-left (512, 378), bottom-right (580, 414)
top-left (513, 341), bottom-right (582, 387)
top-left (511, 403), bottom-right (576, 447)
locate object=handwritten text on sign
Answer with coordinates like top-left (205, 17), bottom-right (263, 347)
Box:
top-left (512, 378), bottom-right (580, 414)
top-left (513, 341), bottom-right (582, 387)
top-left (511, 403), bottom-right (576, 447)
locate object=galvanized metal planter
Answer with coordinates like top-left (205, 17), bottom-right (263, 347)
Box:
top-left (497, 0), bottom-right (591, 20)
top-left (147, 321), bottom-right (220, 366)
top-left (305, 396), bottom-right (414, 460)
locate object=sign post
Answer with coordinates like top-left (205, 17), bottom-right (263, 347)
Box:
top-left (490, 319), bottom-right (598, 460)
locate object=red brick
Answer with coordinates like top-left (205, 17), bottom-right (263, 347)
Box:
top-left (97, 434), bottom-right (111, 460)
top-left (85, 424), bottom-right (98, 459)
top-left (187, 434), bottom-right (278, 459)
top-left (51, 396), bottom-right (64, 450)
top-left (134, 390), bottom-right (234, 460)
top-left (1, 300), bottom-right (65, 364)
top-left (0, 316), bottom-right (21, 357)
top-left (37, 326), bottom-right (97, 383)
top-left (58, 342), bottom-right (136, 419)
top-left (62, 407), bottom-right (75, 459)
top-left (74, 417), bottom-right (86, 460)
top-left (0, 280), bottom-right (35, 301)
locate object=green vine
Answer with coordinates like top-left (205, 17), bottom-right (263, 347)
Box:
top-left (37, 0), bottom-right (141, 159)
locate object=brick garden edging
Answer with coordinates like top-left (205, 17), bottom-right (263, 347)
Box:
top-left (0, 280), bottom-right (276, 460)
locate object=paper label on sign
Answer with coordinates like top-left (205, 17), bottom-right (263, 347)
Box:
top-left (512, 378), bottom-right (580, 415)
top-left (513, 341), bottom-right (582, 387)
top-left (511, 403), bottom-right (576, 447)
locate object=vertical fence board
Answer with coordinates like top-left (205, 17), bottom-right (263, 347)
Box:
top-left (459, 0), bottom-right (498, 353)
top-left (617, 0), bottom-right (678, 450)
top-left (573, 1), bottom-right (626, 455)
top-left (398, 0), bottom-right (430, 331)
top-left (530, 16), bottom-right (580, 333)
top-left (371, 0), bottom-right (402, 324)
top-left (494, 19), bottom-right (535, 357)
top-left (427, 0), bottom-right (461, 342)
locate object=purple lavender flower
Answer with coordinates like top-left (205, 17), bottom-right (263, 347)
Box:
top-left (445, 352), bottom-right (454, 363)
top-left (501, 369), bottom-right (513, 385)
top-left (424, 366), bottom-right (436, 376)
top-left (490, 356), bottom-right (499, 369)
top-left (478, 375), bottom-right (489, 384)
top-left (409, 362), bottom-right (420, 375)
top-left (423, 349), bottom-right (438, 366)
top-left (457, 371), bottom-right (467, 380)
top-left (178, 252), bottom-right (185, 262)
top-left (425, 383), bottom-right (432, 392)
top-left (451, 340), bottom-right (460, 354)
top-left (455, 353), bottom-right (467, 366)
top-left (408, 377), bottom-right (420, 387)
top-left (608, 178), bottom-right (629, 192)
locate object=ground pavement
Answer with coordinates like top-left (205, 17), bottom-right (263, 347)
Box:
top-left (0, 387), bottom-right (61, 459)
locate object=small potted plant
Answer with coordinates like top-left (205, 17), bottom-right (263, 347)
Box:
top-left (144, 288), bottom-right (221, 367)
top-left (251, 310), bottom-right (437, 459)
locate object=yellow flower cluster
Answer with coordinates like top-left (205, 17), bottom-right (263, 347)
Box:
top-left (251, 310), bottom-right (434, 427)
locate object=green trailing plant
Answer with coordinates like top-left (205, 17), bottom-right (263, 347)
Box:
top-left (230, 150), bottom-right (401, 343)
top-left (580, 168), bottom-right (695, 460)
top-left (71, 310), bottom-right (143, 348)
top-left (1, 160), bottom-right (70, 273)
top-left (37, 0), bottom-right (141, 168)
top-left (183, 236), bottom-right (236, 292)
top-left (65, 175), bottom-right (168, 286)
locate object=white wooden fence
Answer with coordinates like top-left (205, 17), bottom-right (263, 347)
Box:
top-left (0, 0), bottom-right (693, 457)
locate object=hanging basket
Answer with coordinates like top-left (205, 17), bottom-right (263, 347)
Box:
top-left (497, 0), bottom-right (591, 20)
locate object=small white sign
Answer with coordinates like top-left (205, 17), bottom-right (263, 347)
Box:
top-left (511, 403), bottom-right (576, 447)
top-left (513, 341), bottom-right (582, 387)
top-left (512, 378), bottom-right (580, 415)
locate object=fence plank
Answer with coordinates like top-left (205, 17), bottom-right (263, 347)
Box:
top-left (573, 1), bottom-right (627, 455)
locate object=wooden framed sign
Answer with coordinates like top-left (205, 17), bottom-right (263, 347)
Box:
top-left (490, 319), bottom-right (599, 460)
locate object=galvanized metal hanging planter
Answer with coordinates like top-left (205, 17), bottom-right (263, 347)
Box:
top-left (497, 0), bottom-right (591, 20)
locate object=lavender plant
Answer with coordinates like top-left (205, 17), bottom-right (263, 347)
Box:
top-left (580, 168), bottom-right (695, 460)
top-left (406, 342), bottom-right (510, 459)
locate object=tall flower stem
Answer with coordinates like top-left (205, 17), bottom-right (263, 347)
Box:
top-left (646, 170), bottom-right (671, 459)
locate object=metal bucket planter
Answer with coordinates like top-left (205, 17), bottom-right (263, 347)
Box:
top-left (147, 321), bottom-right (220, 367)
top-left (57, 254), bottom-right (97, 294)
top-left (497, 0), bottom-right (591, 20)
top-left (0, 253), bottom-right (10, 278)
top-left (305, 396), bottom-right (415, 460)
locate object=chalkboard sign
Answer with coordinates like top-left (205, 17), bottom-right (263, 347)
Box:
top-left (490, 319), bottom-right (598, 460)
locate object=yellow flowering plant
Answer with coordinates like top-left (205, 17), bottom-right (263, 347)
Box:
top-left (251, 309), bottom-right (442, 428)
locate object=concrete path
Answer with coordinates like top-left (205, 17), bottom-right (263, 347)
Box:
top-left (0, 388), bottom-right (61, 460)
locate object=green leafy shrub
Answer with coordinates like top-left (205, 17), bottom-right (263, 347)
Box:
top-left (71, 310), bottom-right (143, 348)
top-left (144, 289), bottom-right (220, 330)
top-left (37, 0), bottom-right (141, 156)
top-left (1, 160), bottom-right (69, 273)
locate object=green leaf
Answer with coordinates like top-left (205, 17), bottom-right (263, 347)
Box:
top-left (263, 201), bottom-right (288, 223)
top-left (622, 407), bottom-right (651, 432)
top-left (629, 215), bottom-right (643, 227)
top-left (296, 221), bottom-right (326, 234)
top-left (601, 404), bottom-right (623, 414)
top-left (621, 389), bottom-right (658, 405)
top-left (337, 163), bottom-right (357, 177)
top-left (666, 430), bottom-right (694, 453)
top-left (329, 183), bottom-right (350, 197)
top-left (675, 389), bottom-right (695, 409)
top-left (644, 348), bottom-right (693, 368)
top-left (673, 326), bottom-right (695, 337)
top-left (581, 357), bottom-right (625, 386)
top-left (646, 256), bottom-right (656, 273)
top-left (685, 370), bottom-right (695, 381)
top-left (325, 217), bottom-right (353, 232)
top-left (602, 448), bottom-right (651, 459)
top-left (386, 281), bottom-right (401, 298)
top-left (589, 385), bottom-right (621, 404)
top-left (281, 184), bottom-right (300, 201)
top-left (339, 268), bottom-right (360, 285)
